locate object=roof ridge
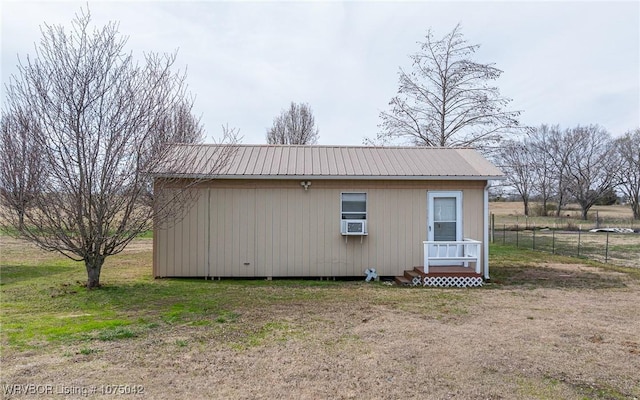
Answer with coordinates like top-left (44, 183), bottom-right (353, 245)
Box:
top-left (172, 143), bottom-right (476, 150)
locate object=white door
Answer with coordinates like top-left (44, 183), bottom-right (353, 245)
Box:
top-left (427, 191), bottom-right (463, 264)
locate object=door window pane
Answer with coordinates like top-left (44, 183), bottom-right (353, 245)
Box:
top-left (434, 222), bottom-right (456, 241)
top-left (433, 197), bottom-right (457, 241)
top-left (434, 197), bottom-right (456, 221)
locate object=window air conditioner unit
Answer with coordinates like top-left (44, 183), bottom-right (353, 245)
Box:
top-left (341, 220), bottom-right (367, 235)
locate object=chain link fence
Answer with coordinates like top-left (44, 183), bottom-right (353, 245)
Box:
top-left (491, 226), bottom-right (640, 268)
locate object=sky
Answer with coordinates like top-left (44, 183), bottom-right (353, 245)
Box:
top-left (1, 1), bottom-right (639, 145)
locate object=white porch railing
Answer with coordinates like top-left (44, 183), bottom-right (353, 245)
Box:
top-left (422, 239), bottom-right (482, 274)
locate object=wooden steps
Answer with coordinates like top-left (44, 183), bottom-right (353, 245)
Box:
top-left (395, 266), bottom-right (483, 287)
top-left (395, 276), bottom-right (411, 286)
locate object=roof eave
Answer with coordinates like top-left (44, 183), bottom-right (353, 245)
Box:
top-left (152, 174), bottom-right (506, 181)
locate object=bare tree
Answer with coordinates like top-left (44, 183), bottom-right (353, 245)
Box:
top-left (615, 129), bottom-right (640, 219)
top-left (0, 8), bottom-right (238, 288)
top-left (536, 124), bottom-right (578, 217)
top-left (0, 109), bottom-right (43, 229)
top-left (266, 102), bottom-right (319, 145)
top-left (528, 124), bottom-right (561, 216)
top-left (496, 140), bottom-right (536, 216)
top-left (371, 23), bottom-right (523, 149)
top-left (563, 125), bottom-right (618, 220)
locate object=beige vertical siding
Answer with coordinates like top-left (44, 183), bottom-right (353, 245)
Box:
top-left (154, 180), bottom-right (487, 278)
top-left (462, 188), bottom-right (484, 243)
top-left (154, 190), bottom-right (209, 277)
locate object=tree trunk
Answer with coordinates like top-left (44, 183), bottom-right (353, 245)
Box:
top-left (85, 255), bottom-right (105, 289)
top-left (523, 198), bottom-right (530, 217)
top-left (581, 208), bottom-right (589, 221)
top-left (631, 199), bottom-right (640, 220)
top-left (555, 194), bottom-right (563, 217)
top-left (555, 187), bottom-right (565, 217)
top-left (18, 210), bottom-right (24, 231)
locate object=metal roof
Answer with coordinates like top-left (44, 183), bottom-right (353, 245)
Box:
top-left (155, 144), bottom-right (505, 180)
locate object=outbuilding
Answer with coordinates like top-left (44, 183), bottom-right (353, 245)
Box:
top-left (153, 145), bottom-right (504, 286)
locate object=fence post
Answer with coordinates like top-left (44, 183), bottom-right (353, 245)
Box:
top-left (491, 213), bottom-right (495, 243)
top-left (552, 229), bottom-right (555, 254)
top-left (605, 231), bottom-right (609, 263)
top-left (516, 225), bottom-right (519, 248)
top-left (533, 229), bottom-right (536, 250)
top-left (503, 224), bottom-right (506, 245)
top-left (577, 227), bottom-right (581, 257)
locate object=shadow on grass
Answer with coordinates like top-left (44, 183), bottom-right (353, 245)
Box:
top-left (489, 264), bottom-right (628, 289)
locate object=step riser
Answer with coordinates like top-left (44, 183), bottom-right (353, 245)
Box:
top-left (394, 266), bottom-right (484, 287)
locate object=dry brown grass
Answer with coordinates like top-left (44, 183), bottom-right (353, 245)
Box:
top-left (2, 238), bottom-right (640, 399)
top-left (490, 202), bottom-right (635, 220)
top-left (490, 202), bottom-right (638, 230)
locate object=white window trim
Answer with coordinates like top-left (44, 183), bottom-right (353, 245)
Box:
top-left (427, 190), bottom-right (463, 242)
top-left (340, 192), bottom-right (368, 236)
top-left (340, 192), bottom-right (367, 220)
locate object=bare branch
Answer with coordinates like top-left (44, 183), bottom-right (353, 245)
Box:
top-left (495, 140), bottom-right (536, 216)
top-left (374, 23), bottom-right (524, 151)
top-left (266, 102), bottom-right (319, 145)
top-left (561, 125), bottom-right (618, 220)
top-left (0, 7), bottom-right (238, 288)
top-left (0, 109), bottom-right (45, 230)
top-left (501, 124), bottom-right (621, 220)
top-left (615, 129), bottom-right (640, 219)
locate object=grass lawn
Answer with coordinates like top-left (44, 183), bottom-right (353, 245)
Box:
top-left (490, 203), bottom-right (640, 269)
top-left (1, 236), bottom-right (639, 399)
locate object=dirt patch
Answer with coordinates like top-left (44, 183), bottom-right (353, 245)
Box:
top-left (3, 281), bottom-right (639, 399)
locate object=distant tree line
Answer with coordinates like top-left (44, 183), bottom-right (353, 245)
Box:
top-left (496, 125), bottom-right (640, 220)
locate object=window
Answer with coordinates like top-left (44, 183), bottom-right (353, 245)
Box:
top-left (341, 192), bottom-right (367, 235)
top-left (433, 197), bottom-right (457, 241)
top-left (341, 192), bottom-right (367, 220)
